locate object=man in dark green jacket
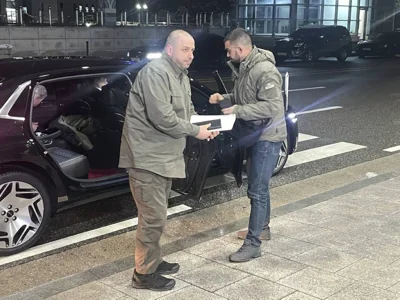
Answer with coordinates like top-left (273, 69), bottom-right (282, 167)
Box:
top-left (119, 30), bottom-right (218, 291)
top-left (210, 28), bottom-right (287, 262)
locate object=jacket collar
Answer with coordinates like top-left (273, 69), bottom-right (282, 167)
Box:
top-left (227, 46), bottom-right (259, 78)
top-left (162, 52), bottom-right (188, 78)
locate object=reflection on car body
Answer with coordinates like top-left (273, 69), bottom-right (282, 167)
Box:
top-left (0, 56), bottom-right (298, 256)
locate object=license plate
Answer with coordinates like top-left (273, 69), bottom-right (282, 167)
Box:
top-left (363, 48), bottom-right (371, 51)
top-left (277, 52), bottom-right (287, 56)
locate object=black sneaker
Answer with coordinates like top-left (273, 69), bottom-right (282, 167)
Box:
top-left (132, 270), bottom-right (176, 291)
top-left (155, 261), bottom-right (180, 275)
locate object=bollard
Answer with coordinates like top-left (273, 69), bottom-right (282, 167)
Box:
top-left (199, 13), bottom-right (202, 26)
top-left (75, 8), bottom-right (79, 26)
top-left (154, 13), bottom-right (158, 26)
top-left (145, 11), bottom-right (149, 26)
top-left (166, 12), bottom-right (170, 26)
top-left (100, 10), bottom-right (104, 26)
top-left (48, 6), bottom-right (52, 26)
top-left (39, 9), bottom-right (43, 24)
top-left (86, 41), bottom-right (89, 56)
top-left (181, 14), bottom-right (184, 26)
top-left (81, 10), bottom-right (85, 25)
top-left (61, 10), bottom-right (64, 24)
top-left (185, 12), bottom-right (189, 26)
top-left (203, 13), bottom-right (207, 25)
top-left (220, 13), bottom-right (224, 27)
top-left (226, 13), bottom-right (229, 27)
top-left (196, 13), bottom-right (198, 27)
top-left (124, 10), bottom-right (127, 25)
top-left (96, 11), bottom-right (99, 24)
top-left (210, 12), bottom-right (214, 27)
top-left (19, 6), bottom-right (23, 25)
top-left (120, 11), bottom-right (123, 25)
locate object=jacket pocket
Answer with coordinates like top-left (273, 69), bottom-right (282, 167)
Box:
top-left (128, 168), bottom-right (155, 184)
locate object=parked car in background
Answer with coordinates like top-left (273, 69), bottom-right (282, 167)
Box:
top-left (126, 32), bottom-right (227, 69)
top-left (356, 31), bottom-right (400, 58)
top-left (273, 25), bottom-right (352, 63)
top-left (0, 56), bottom-right (298, 256)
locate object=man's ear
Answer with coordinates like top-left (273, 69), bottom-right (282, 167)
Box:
top-left (165, 44), bottom-right (173, 55)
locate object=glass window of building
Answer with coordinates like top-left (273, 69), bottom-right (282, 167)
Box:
top-left (235, 0), bottom-right (376, 37)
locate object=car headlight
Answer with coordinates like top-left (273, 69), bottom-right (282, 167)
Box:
top-left (288, 112), bottom-right (297, 123)
top-left (146, 52), bottom-right (162, 60)
top-left (127, 52), bottom-right (130, 57)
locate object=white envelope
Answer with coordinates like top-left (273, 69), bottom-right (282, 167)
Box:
top-left (190, 114), bottom-right (236, 132)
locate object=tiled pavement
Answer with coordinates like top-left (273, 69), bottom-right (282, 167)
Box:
top-left (3, 174), bottom-right (400, 300)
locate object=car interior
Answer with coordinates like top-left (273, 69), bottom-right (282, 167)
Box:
top-left (32, 73), bottom-right (132, 180)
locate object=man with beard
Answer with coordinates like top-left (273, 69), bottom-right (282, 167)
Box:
top-left (209, 28), bottom-right (287, 262)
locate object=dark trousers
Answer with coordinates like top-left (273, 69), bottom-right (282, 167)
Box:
top-left (128, 168), bottom-right (172, 274)
top-left (245, 141), bottom-right (282, 247)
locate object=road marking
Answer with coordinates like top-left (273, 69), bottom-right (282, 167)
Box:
top-left (298, 133), bottom-right (319, 142)
top-left (296, 106), bottom-right (343, 115)
top-left (285, 142), bottom-right (367, 168)
top-left (196, 63), bottom-right (400, 82)
top-left (289, 86), bottom-right (326, 92)
top-left (0, 204), bottom-right (192, 266)
top-left (383, 145), bottom-right (400, 152)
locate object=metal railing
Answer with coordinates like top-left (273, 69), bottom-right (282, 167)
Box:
top-left (0, 6), bottom-right (231, 28)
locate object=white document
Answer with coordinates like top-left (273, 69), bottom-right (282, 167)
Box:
top-left (190, 114), bottom-right (236, 132)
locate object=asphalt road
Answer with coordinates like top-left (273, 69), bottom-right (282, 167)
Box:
top-left (30, 56), bottom-right (400, 252)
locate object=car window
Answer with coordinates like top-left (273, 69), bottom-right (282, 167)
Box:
top-left (191, 87), bottom-right (219, 115)
top-left (8, 85), bottom-right (30, 118)
top-left (31, 73), bottom-right (131, 129)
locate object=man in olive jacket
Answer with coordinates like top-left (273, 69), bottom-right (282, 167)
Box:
top-left (210, 28), bottom-right (287, 262)
top-left (119, 30), bottom-right (217, 291)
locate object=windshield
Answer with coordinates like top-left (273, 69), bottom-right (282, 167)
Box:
top-left (371, 33), bottom-right (390, 42)
top-left (290, 28), bottom-right (320, 39)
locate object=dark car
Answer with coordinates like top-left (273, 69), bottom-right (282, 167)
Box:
top-left (126, 32), bottom-right (227, 69)
top-left (273, 25), bottom-right (352, 63)
top-left (356, 31), bottom-right (400, 58)
top-left (0, 56), bottom-right (298, 256)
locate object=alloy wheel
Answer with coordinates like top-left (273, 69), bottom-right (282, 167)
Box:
top-left (0, 181), bottom-right (44, 250)
top-left (273, 139), bottom-right (288, 175)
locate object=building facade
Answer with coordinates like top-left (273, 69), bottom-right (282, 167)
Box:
top-left (235, 0), bottom-right (396, 39)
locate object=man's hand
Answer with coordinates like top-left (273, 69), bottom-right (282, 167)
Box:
top-left (195, 123), bottom-right (220, 141)
top-left (209, 93), bottom-right (224, 104)
top-left (222, 105), bottom-right (237, 115)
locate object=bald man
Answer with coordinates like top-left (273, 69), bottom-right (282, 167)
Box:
top-left (119, 30), bottom-right (218, 291)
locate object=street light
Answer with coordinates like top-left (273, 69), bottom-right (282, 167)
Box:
top-left (136, 4), bottom-right (142, 10)
top-left (143, 4), bottom-right (148, 9)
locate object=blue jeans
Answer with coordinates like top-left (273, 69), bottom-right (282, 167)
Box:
top-left (245, 140), bottom-right (282, 247)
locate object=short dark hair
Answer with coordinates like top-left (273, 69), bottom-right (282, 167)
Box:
top-left (224, 28), bottom-right (252, 47)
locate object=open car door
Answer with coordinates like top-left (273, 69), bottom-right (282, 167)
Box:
top-left (171, 137), bottom-right (218, 201)
top-left (212, 70), bottom-right (299, 178)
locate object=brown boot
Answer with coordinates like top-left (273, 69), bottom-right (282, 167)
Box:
top-left (237, 228), bottom-right (271, 240)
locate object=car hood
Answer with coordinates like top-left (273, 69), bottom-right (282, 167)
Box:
top-left (358, 40), bottom-right (382, 46)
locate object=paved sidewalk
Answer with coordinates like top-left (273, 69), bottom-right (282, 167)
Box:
top-left (3, 174), bottom-right (400, 300)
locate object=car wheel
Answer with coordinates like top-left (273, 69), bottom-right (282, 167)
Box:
top-left (273, 139), bottom-right (288, 176)
top-left (337, 48), bottom-right (348, 61)
top-left (0, 172), bottom-right (52, 256)
top-left (386, 47), bottom-right (395, 58)
top-left (302, 48), bottom-right (316, 62)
